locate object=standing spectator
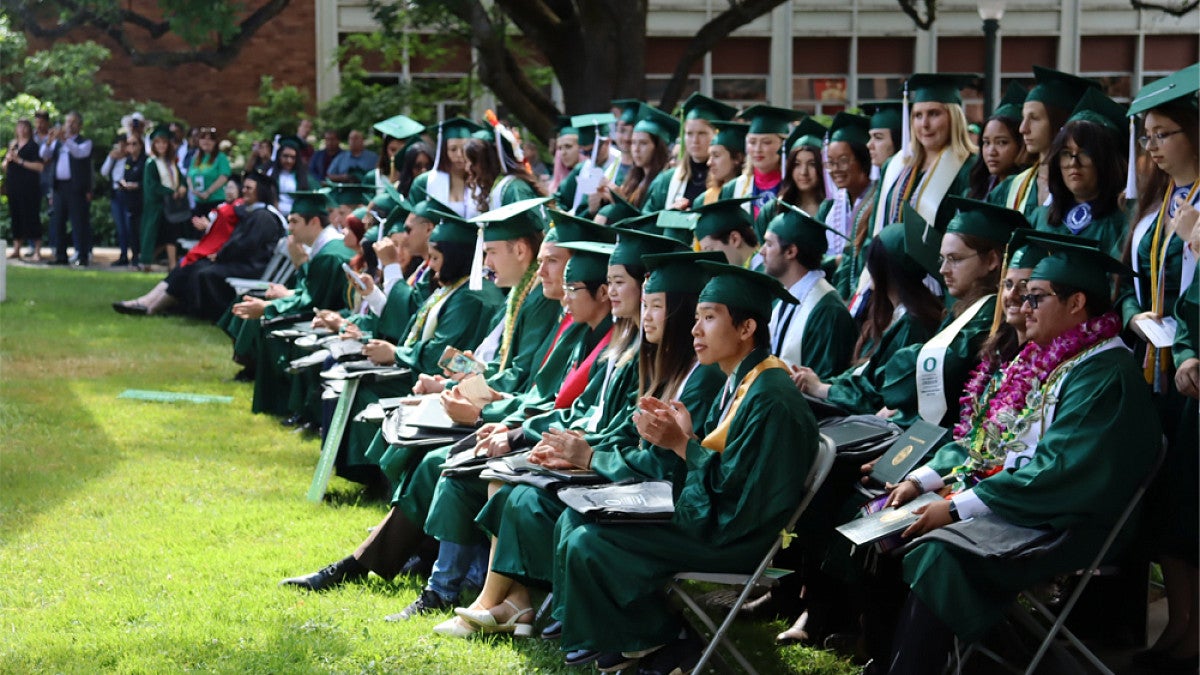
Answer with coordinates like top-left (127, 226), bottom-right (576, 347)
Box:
top-left (267, 137), bottom-right (311, 216)
top-left (169, 122), bottom-right (189, 171)
top-left (326, 130), bottom-right (377, 183)
top-left (140, 127), bottom-right (188, 271)
top-left (4, 118), bottom-right (46, 260)
top-left (120, 136), bottom-right (148, 265)
top-left (32, 110), bottom-right (54, 255)
top-left (100, 134), bottom-right (135, 265)
top-left (309, 129), bottom-right (342, 182)
top-left (186, 127), bottom-right (231, 216)
top-left (243, 138), bottom-right (273, 178)
top-left (40, 110), bottom-right (93, 266)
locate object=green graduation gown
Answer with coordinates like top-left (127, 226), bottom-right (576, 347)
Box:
top-left (551, 349), bottom-right (818, 652)
top-left (1031, 204), bottom-right (1128, 260)
top-left (902, 342), bottom-right (1161, 643)
top-left (772, 280), bottom-right (856, 379)
top-left (825, 309), bottom-right (942, 417)
top-left (984, 165), bottom-right (1042, 219)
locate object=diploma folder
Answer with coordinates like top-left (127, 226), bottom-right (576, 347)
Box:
top-left (558, 481), bottom-right (675, 523)
top-left (835, 492), bottom-right (942, 547)
top-left (868, 420), bottom-right (949, 486)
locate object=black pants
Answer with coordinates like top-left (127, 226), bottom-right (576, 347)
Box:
top-left (50, 181), bottom-right (90, 262)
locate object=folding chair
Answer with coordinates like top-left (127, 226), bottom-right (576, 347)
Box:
top-left (226, 237), bottom-right (297, 297)
top-left (670, 433), bottom-right (838, 675)
top-left (951, 441), bottom-right (1167, 675)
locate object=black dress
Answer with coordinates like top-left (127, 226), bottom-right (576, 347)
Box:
top-left (5, 140), bottom-right (42, 239)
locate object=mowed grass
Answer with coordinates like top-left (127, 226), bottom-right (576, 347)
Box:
top-left (0, 267), bottom-right (855, 674)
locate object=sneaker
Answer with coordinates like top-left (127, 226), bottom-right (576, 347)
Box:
top-left (385, 588), bottom-right (454, 622)
top-left (279, 556), bottom-right (367, 592)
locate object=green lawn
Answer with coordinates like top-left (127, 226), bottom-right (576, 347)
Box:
top-left (0, 267), bottom-right (855, 674)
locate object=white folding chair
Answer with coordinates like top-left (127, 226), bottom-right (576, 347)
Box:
top-left (951, 440), bottom-right (1167, 675)
top-left (226, 237), bottom-right (296, 296)
top-left (670, 433), bottom-right (838, 675)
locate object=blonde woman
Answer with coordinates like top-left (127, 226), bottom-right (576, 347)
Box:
top-left (719, 105), bottom-right (805, 221)
top-left (641, 93), bottom-right (736, 213)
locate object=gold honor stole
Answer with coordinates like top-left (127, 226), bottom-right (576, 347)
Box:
top-left (701, 355), bottom-right (789, 453)
top-left (1004, 165), bottom-right (1037, 212)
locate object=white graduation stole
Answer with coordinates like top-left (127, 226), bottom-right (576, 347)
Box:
top-left (915, 294), bottom-right (993, 423)
top-left (871, 157), bottom-right (907, 234)
top-left (666, 167), bottom-right (687, 207)
top-left (489, 175), bottom-right (516, 210)
top-left (776, 279), bottom-right (838, 367)
top-left (912, 151), bottom-right (965, 224)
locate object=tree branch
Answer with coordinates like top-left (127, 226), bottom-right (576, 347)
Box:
top-left (897, 0), bottom-right (936, 30)
top-left (1130, 0), bottom-right (1199, 15)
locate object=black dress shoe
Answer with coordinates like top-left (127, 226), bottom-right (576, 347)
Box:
top-left (541, 619), bottom-right (562, 639)
top-left (281, 414), bottom-right (305, 427)
top-left (597, 651), bottom-right (637, 672)
top-left (111, 258), bottom-right (129, 267)
top-left (564, 649), bottom-right (599, 667)
top-left (232, 367), bottom-right (256, 382)
top-left (279, 556), bottom-right (367, 591)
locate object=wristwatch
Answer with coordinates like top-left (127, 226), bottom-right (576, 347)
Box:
top-left (947, 500), bottom-right (961, 522)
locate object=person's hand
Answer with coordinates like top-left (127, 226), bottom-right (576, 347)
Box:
top-left (885, 480), bottom-right (923, 509)
top-left (232, 295), bottom-right (268, 320)
top-left (1128, 311), bottom-right (1162, 343)
top-left (1171, 196), bottom-right (1199, 252)
top-left (440, 388), bottom-right (481, 426)
top-left (353, 272), bottom-right (376, 295)
top-left (534, 428), bottom-right (593, 469)
top-left (264, 282), bottom-right (290, 300)
top-left (362, 339), bottom-right (396, 365)
top-left (342, 322), bottom-right (363, 341)
top-left (109, 144), bottom-right (124, 159)
top-left (1176, 357), bottom-right (1200, 399)
top-left (476, 423), bottom-right (507, 441)
top-left (858, 456), bottom-right (883, 485)
top-left (413, 373), bottom-right (447, 395)
top-left (902, 499), bottom-right (954, 538)
top-left (191, 215), bottom-right (210, 232)
top-left (206, 253), bottom-right (217, 261)
top-left (312, 309), bottom-right (343, 331)
top-left (876, 407), bottom-right (898, 419)
top-left (634, 396), bottom-right (692, 458)
top-left (175, 185), bottom-right (188, 198)
top-left (373, 237), bottom-right (400, 267)
top-left (480, 429), bottom-right (512, 458)
top-left (286, 235), bottom-right (307, 266)
top-left (669, 197), bottom-right (691, 210)
top-left (528, 445), bottom-right (577, 470)
top-left (791, 365), bottom-right (829, 398)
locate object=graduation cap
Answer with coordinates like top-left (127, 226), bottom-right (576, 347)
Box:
top-left (430, 211), bottom-right (483, 246)
top-left (427, 117), bottom-right (485, 175)
top-left (864, 101), bottom-right (903, 135)
top-left (655, 210), bottom-right (701, 245)
top-left (901, 204), bottom-right (944, 277)
top-left (936, 196), bottom-right (1031, 248)
top-left (696, 260), bottom-right (796, 321)
top-left (604, 190), bottom-right (644, 225)
top-left (288, 190), bottom-right (334, 218)
top-left (557, 241), bottom-right (615, 283)
top-left (1026, 232), bottom-right (1133, 298)
top-left (738, 104), bottom-right (806, 135)
top-left (874, 221), bottom-right (929, 278)
top-left (570, 112), bottom-right (616, 148)
top-left (609, 226), bottom-right (689, 269)
top-left (710, 121), bottom-right (750, 152)
top-left (374, 114), bottom-right (424, 142)
top-left (327, 182), bottom-right (375, 207)
top-left (633, 103), bottom-right (681, 145)
top-left (555, 115), bottom-right (579, 136)
top-left (547, 209), bottom-right (618, 245)
top-left (767, 201), bottom-right (848, 257)
top-left (786, 116), bottom-right (828, 154)
top-left (829, 112), bottom-right (871, 147)
top-left (991, 82), bottom-right (1028, 121)
top-left (149, 126), bottom-right (172, 141)
top-left (466, 197), bottom-right (552, 289)
top-left (613, 212), bottom-right (662, 235)
top-left (1067, 88), bottom-right (1128, 134)
top-left (905, 73), bottom-right (980, 106)
top-left (1026, 66), bottom-right (1101, 114)
top-left (406, 197), bottom-right (454, 224)
top-left (642, 251), bottom-right (725, 295)
top-left (1128, 63), bottom-right (1200, 117)
top-left (692, 197), bottom-right (756, 242)
top-left (612, 99), bottom-right (643, 125)
top-left (382, 203), bottom-right (410, 236)
top-left (681, 93), bottom-right (738, 123)
top-left (277, 135), bottom-right (304, 152)
top-left (1004, 228), bottom-right (1074, 271)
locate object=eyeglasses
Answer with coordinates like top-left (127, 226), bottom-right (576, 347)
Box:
top-left (561, 284), bottom-right (587, 296)
top-left (1057, 149), bottom-right (1094, 166)
top-left (1021, 291), bottom-right (1058, 309)
top-left (938, 252), bottom-right (980, 267)
top-left (827, 157), bottom-right (855, 171)
top-left (1137, 129), bottom-right (1185, 150)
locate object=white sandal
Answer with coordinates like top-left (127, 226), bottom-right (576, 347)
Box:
top-left (454, 599), bottom-right (534, 637)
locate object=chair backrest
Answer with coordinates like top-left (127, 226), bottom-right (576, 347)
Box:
top-left (260, 237), bottom-right (293, 283)
top-left (782, 433), bottom-right (837, 535)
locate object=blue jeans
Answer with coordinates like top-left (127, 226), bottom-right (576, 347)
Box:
top-left (110, 190), bottom-right (132, 260)
top-left (427, 540), bottom-right (488, 602)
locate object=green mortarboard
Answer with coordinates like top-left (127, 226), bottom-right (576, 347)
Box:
top-left (738, 104), bottom-right (806, 135)
top-left (547, 209), bottom-right (618, 245)
top-left (696, 260), bottom-right (796, 321)
top-left (829, 112), bottom-right (871, 147)
top-left (613, 212), bottom-right (661, 235)
top-left (150, 126), bottom-right (172, 141)
top-left (468, 196), bottom-right (551, 242)
top-left (363, 225), bottom-right (380, 244)
top-left (902, 204), bottom-right (944, 277)
top-left (327, 182), bottom-right (375, 207)
top-left (570, 112), bottom-right (616, 147)
top-left (1067, 88), bottom-right (1128, 133)
top-left (610, 227), bottom-right (689, 269)
top-left (992, 81), bottom-right (1028, 121)
top-left (875, 221), bottom-right (927, 278)
top-left (278, 135), bottom-right (304, 152)
top-left (374, 114), bottom-right (424, 141)
top-left (558, 241), bottom-right (615, 283)
top-left (711, 121), bottom-right (750, 152)
top-left (430, 211), bottom-right (482, 246)
top-left (864, 101), bottom-right (903, 136)
top-left (1128, 63), bottom-right (1200, 117)
top-left (405, 197), bottom-right (451, 223)
top-left (906, 73), bottom-right (979, 105)
top-left (1004, 228), bottom-right (1072, 271)
top-left (632, 103), bottom-right (681, 144)
top-left (1027, 232), bottom-right (1133, 298)
top-left (375, 181), bottom-right (405, 212)
top-left (383, 203), bottom-right (410, 236)
top-left (692, 197), bottom-right (756, 241)
top-left (428, 117), bottom-right (483, 140)
top-left (556, 115), bottom-right (578, 136)
top-left (612, 100), bottom-right (643, 125)
top-left (288, 190), bottom-right (334, 218)
top-left (786, 116), bottom-right (828, 154)
top-left (604, 190), bottom-right (644, 225)
top-left (681, 93), bottom-right (738, 123)
top-left (655, 210), bottom-right (701, 245)
top-left (767, 201), bottom-right (847, 257)
top-left (642, 251), bottom-right (724, 295)
top-left (352, 206), bottom-right (369, 221)
top-left (1026, 66), bottom-right (1101, 114)
top-left (937, 196), bottom-right (1030, 248)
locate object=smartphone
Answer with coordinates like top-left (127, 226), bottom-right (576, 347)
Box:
top-left (341, 263), bottom-right (369, 291)
top-left (437, 347), bottom-right (487, 375)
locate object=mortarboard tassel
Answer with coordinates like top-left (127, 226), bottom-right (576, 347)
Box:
top-left (900, 82), bottom-right (912, 161)
top-left (870, 164), bottom-right (881, 181)
top-left (432, 121), bottom-right (444, 175)
top-left (1124, 116), bottom-right (1138, 200)
top-left (470, 225), bottom-right (485, 291)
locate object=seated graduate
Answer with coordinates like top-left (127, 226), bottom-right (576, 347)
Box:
top-left (754, 116), bottom-right (830, 239)
top-left (822, 112), bottom-right (877, 296)
top-left (594, 103), bottom-right (677, 221)
top-left (550, 261), bottom-right (818, 673)
top-left (875, 234), bottom-right (1160, 675)
top-left (797, 198), bottom-right (1024, 429)
top-left (698, 122), bottom-right (748, 207)
top-left (641, 93), bottom-right (737, 214)
top-left (719, 105), bottom-right (805, 226)
top-left (441, 252), bottom-right (726, 652)
top-left (691, 197), bottom-right (761, 270)
top-left (405, 118), bottom-right (484, 218)
top-left (552, 112), bottom-right (620, 217)
top-left (759, 201), bottom-right (856, 378)
top-left (113, 174), bottom-right (285, 319)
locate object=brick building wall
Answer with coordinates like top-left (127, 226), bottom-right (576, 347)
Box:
top-left (26, 0), bottom-right (317, 136)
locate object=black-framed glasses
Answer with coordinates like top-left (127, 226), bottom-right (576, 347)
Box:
top-left (561, 284), bottom-right (587, 296)
top-left (1137, 129), bottom-right (1185, 150)
top-left (1057, 149), bottom-right (1094, 166)
top-left (1021, 291), bottom-right (1057, 309)
top-left (938, 252), bottom-right (980, 267)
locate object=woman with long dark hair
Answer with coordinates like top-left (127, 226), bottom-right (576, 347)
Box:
top-left (268, 137), bottom-right (311, 216)
top-left (408, 118), bottom-right (483, 218)
top-left (970, 83), bottom-right (1029, 201)
top-left (463, 120), bottom-right (545, 216)
top-left (396, 141), bottom-right (433, 197)
top-left (140, 126), bottom-right (189, 271)
top-left (596, 104), bottom-right (676, 220)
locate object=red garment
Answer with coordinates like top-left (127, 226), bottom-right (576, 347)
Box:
top-left (541, 314), bottom-right (574, 368)
top-left (554, 325), bottom-right (614, 409)
top-left (181, 199), bottom-right (241, 267)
